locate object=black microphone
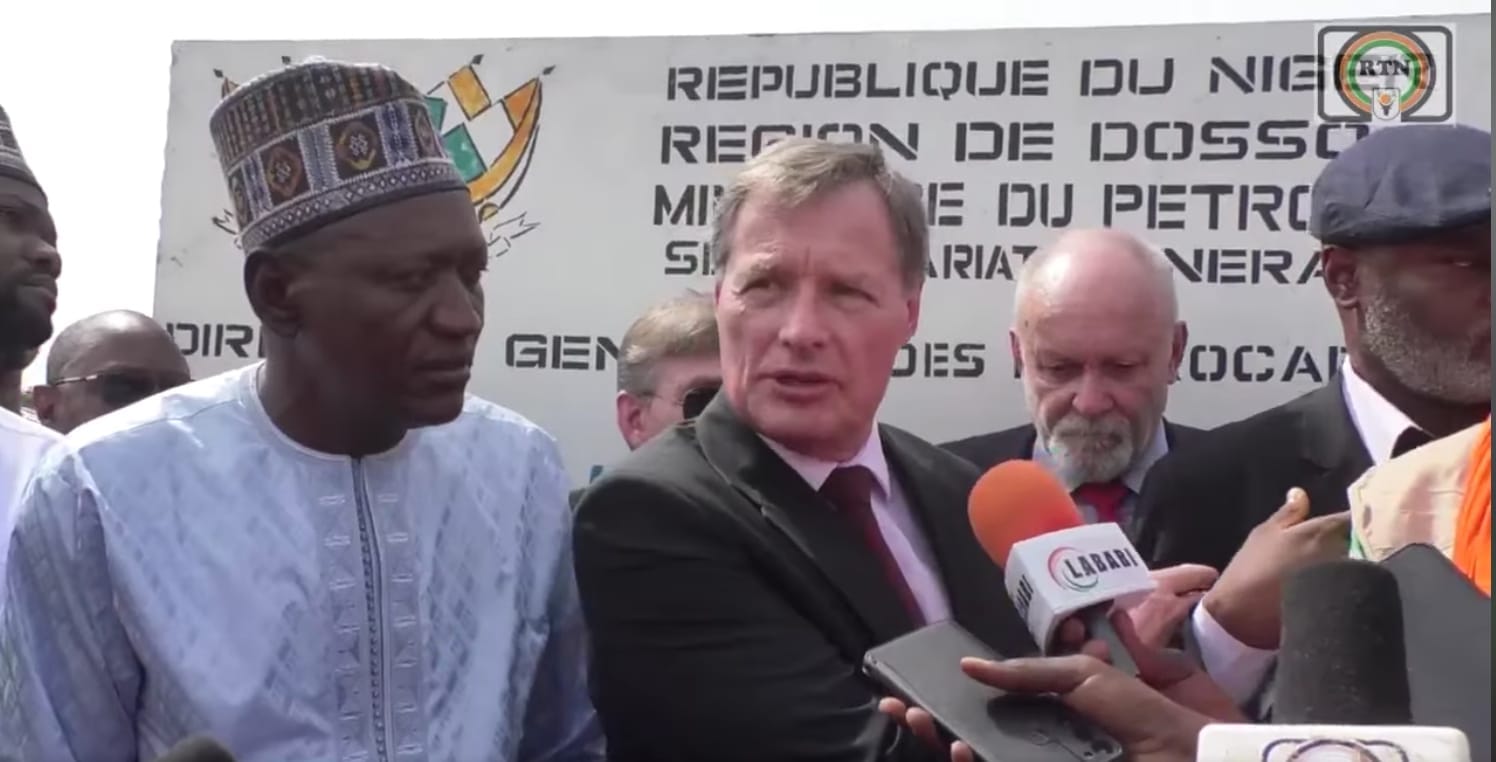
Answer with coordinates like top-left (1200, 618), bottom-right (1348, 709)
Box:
top-left (1381, 543), bottom-right (1492, 762)
top-left (153, 737), bottom-right (237, 762)
top-left (1198, 557), bottom-right (1472, 758)
top-left (1275, 558), bottom-right (1412, 725)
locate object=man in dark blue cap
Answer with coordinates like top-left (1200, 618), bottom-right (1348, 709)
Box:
top-left (1130, 123), bottom-right (1492, 710)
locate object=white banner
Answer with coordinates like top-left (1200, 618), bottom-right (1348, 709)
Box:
top-left (156, 17), bottom-right (1492, 484)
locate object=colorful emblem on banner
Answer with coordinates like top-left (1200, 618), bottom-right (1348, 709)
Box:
top-left (210, 55), bottom-right (548, 259)
top-left (1317, 25), bottom-right (1454, 124)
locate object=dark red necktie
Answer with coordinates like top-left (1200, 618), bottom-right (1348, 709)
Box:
top-left (821, 466), bottom-right (925, 626)
top-left (1073, 481), bottom-right (1130, 525)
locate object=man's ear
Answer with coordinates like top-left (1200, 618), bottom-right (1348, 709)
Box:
top-left (1320, 245), bottom-right (1362, 310)
top-left (615, 390), bottom-right (647, 451)
top-left (31, 385), bottom-right (59, 427)
top-left (902, 287), bottom-right (922, 342)
top-left (1009, 329), bottom-right (1024, 376)
top-left (1167, 321), bottom-right (1188, 385)
top-left (245, 250), bottom-right (302, 338)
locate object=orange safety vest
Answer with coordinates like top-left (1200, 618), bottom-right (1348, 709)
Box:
top-left (1453, 417), bottom-right (1491, 596)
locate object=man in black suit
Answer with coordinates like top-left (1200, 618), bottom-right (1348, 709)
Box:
top-left (1133, 124), bottom-right (1492, 707)
top-left (942, 229), bottom-right (1205, 536)
top-left (567, 291), bottom-right (721, 508)
top-left (573, 138), bottom-right (1035, 761)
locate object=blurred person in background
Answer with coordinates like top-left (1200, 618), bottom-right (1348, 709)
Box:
top-left (0, 104), bottom-right (63, 596)
top-left (613, 291), bottom-right (721, 452)
top-left (943, 228), bottom-right (1203, 535)
top-left (570, 290), bottom-right (721, 507)
top-left (31, 310), bottom-right (190, 433)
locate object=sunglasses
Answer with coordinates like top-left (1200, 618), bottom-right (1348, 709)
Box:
top-left (681, 385), bottom-right (719, 420)
top-left (50, 370), bottom-right (191, 408)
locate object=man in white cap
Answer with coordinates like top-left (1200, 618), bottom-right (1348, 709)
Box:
top-left (0, 60), bottom-right (604, 761)
top-left (0, 104), bottom-right (63, 594)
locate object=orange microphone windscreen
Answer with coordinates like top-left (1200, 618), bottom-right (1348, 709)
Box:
top-left (967, 460), bottom-right (1085, 568)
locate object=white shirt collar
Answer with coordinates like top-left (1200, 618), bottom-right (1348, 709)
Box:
top-left (759, 428), bottom-right (891, 499)
top-left (1340, 358), bottom-right (1421, 465)
top-left (0, 406), bottom-right (60, 445)
top-left (1032, 417), bottom-right (1170, 493)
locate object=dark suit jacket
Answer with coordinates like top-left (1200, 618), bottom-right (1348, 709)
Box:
top-left (940, 420), bottom-right (1206, 473)
top-left (1133, 382), bottom-right (1371, 571)
top-left (573, 396), bottom-right (1036, 762)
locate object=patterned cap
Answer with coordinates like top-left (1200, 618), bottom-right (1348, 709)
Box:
top-left (0, 104), bottom-right (42, 193)
top-left (209, 58), bottom-right (466, 253)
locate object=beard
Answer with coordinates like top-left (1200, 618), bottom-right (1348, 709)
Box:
top-left (1362, 287), bottom-right (1490, 405)
top-left (0, 266), bottom-right (54, 360)
top-left (1039, 409), bottom-right (1141, 485)
top-left (1021, 369), bottom-right (1167, 485)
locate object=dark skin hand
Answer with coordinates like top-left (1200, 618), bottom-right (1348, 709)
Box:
top-left (1202, 488), bottom-right (1351, 649)
top-left (881, 613), bottom-right (1245, 762)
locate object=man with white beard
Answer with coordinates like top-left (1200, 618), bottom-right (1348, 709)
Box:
top-left (943, 228), bottom-right (1205, 533)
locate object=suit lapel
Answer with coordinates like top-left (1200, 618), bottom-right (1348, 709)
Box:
top-left (883, 427), bottom-right (1038, 656)
top-left (1163, 420), bottom-right (1180, 449)
top-left (1013, 426), bottom-right (1040, 463)
top-left (1293, 381), bottom-right (1374, 515)
top-left (694, 396), bottom-right (915, 643)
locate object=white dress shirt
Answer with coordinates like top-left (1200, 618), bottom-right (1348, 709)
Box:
top-left (1341, 359), bottom-right (1423, 463)
top-left (1191, 359), bottom-right (1416, 705)
top-left (0, 406), bottom-right (61, 605)
top-left (761, 431), bottom-right (954, 624)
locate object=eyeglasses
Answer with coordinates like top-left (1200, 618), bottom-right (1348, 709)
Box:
top-left (680, 384), bottom-right (719, 420)
top-left (49, 370), bottom-right (191, 408)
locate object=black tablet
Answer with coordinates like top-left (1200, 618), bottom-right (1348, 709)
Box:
top-left (863, 620), bottom-right (1124, 762)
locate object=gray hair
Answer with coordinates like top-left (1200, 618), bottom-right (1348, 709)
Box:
top-left (1013, 229), bottom-right (1179, 324)
top-left (616, 291), bottom-right (719, 395)
top-left (710, 138), bottom-right (928, 287)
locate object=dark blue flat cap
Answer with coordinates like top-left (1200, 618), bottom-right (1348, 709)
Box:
top-left (1310, 124), bottom-right (1491, 246)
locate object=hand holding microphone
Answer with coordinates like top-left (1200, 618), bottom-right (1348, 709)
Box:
top-left (1131, 563), bottom-right (1219, 649)
top-left (883, 611), bottom-right (1246, 762)
top-left (878, 460), bottom-right (1245, 761)
top-left (967, 460), bottom-right (1159, 674)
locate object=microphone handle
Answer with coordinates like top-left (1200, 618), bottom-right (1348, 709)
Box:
top-left (1080, 605), bottom-right (1138, 678)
